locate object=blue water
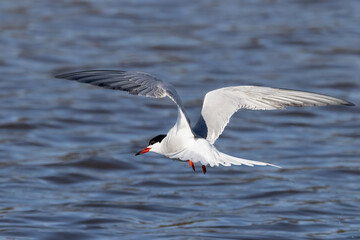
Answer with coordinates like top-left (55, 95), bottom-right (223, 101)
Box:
top-left (0, 0), bottom-right (359, 239)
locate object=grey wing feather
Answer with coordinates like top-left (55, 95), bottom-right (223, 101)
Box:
top-left (56, 70), bottom-right (185, 110)
top-left (193, 86), bottom-right (354, 144)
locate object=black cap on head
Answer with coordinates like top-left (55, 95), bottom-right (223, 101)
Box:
top-left (149, 134), bottom-right (166, 145)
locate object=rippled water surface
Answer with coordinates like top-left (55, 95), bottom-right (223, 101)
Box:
top-left (0, 0), bottom-right (359, 239)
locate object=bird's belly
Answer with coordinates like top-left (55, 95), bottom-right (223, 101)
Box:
top-left (161, 136), bottom-right (195, 156)
top-left (163, 137), bottom-right (219, 165)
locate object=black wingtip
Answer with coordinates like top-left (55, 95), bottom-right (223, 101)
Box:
top-left (344, 101), bottom-right (355, 107)
top-left (54, 70), bottom-right (130, 81)
top-left (55, 73), bottom-right (67, 79)
top-left (55, 72), bottom-right (75, 79)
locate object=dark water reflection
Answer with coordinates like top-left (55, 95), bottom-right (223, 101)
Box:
top-left (0, 0), bottom-right (359, 239)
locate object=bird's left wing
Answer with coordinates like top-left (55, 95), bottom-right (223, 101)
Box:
top-left (193, 86), bottom-right (354, 144)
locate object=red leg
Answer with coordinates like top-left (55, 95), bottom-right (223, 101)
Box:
top-left (189, 160), bottom-right (195, 172)
top-left (202, 165), bottom-right (207, 174)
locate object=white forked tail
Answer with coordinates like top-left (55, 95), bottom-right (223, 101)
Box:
top-left (218, 152), bottom-right (281, 168)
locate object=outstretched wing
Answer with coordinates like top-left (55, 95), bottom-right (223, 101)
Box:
top-left (56, 70), bottom-right (192, 132)
top-left (193, 86), bottom-right (354, 144)
top-left (56, 70), bottom-right (183, 108)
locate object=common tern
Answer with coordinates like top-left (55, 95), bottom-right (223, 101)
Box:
top-left (56, 70), bottom-right (354, 174)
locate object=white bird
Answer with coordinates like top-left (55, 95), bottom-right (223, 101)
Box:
top-left (56, 70), bottom-right (354, 174)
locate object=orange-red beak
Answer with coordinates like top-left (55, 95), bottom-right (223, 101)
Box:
top-left (135, 147), bottom-right (151, 156)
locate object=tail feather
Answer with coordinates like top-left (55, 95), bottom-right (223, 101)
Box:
top-left (218, 152), bottom-right (281, 168)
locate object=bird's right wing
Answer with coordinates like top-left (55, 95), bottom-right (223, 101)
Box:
top-left (56, 70), bottom-right (193, 135)
top-left (193, 86), bottom-right (354, 144)
top-left (56, 70), bottom-right (183, 107)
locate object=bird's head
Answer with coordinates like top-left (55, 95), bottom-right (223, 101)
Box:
top-left (135, 134), bottom-right (167, 156)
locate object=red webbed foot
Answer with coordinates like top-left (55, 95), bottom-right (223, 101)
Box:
top-left (202, 165), bottom-right (207, 174)
top-left (189, 160), bottom-right (195, 172)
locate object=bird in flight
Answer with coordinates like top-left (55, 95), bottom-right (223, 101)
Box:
top-left (56, 70), bottom-right (354, 174)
